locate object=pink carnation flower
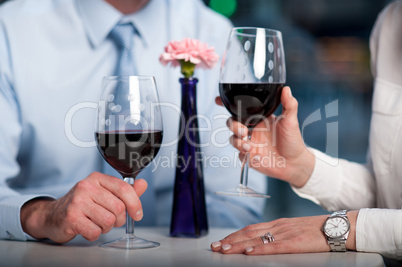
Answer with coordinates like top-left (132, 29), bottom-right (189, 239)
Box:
top-left (159, 38), bottom-right (219, 78)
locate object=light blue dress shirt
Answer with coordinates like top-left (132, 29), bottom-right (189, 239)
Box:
top-left (0, 0), bottom-right (266, 241)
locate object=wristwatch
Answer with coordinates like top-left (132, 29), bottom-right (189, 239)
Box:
top-left (322, 210), bottom-right (350, 252)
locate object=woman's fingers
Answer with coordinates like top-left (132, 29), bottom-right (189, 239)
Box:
top-left (244, 242), bottom-right (286, 255)
top-left (227, 118), bottom-right (248, 138)
top-left (212, 216), bottom-right (332, 255)
top-left (221, 223), bottom-right (275, 243)
top-left (211, 226), bottom-right (282, 254)
top-left (229, 135), bottom-right (250, 153)
top-left (281, 86), bottom-right (299, 121)
top-left (215, 96), bottom-right (223, 106)
top-left (238, 152), bottom-right (246, 162)
top-left (219, 236), bottom-right (271, 254)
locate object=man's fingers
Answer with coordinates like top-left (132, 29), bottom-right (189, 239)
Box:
top-left (96, 174), bottom-right (143, 221)
top-left (92, 178), bottom-right (147, 224)
top-left (89, 188), bottom-right (126, 228)
top-left (72, 216), bottom-right (103, 242)
top-left (133, 178), bottom-right (148, 197)
top-left (84, 202), bottom-right (119, 233)
top-left (42, 174), bottom-right (149, 243)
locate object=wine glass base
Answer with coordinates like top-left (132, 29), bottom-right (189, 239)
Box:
top-left (100, 235), bottom-right (160, 250)
top-left (215, 186), bottom-right (270, 198)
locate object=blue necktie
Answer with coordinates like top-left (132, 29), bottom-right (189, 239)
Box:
top-left (105, 22), bottom-right (156, 226)
top-left (109, 22), bottom-right (137, 76)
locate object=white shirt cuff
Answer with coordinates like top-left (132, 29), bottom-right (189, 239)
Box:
top-left (356, 208), bottom-right (402, 261)
top-left (0, 194), bottom-right (55, 241)
top-left (291, 149), bottom-right (342, 210)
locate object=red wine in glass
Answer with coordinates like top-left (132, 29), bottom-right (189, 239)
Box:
top-left (217, 27), bottom-right (286, 198)
top-left (96, 130), bottom-right (163, 177)
top-left (95, 75), bottom-right (163, 249)
top-left (219, 83), bottom-right (284, 128)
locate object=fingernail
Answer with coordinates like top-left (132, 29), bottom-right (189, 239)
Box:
top-left (242, 143), bottom-right (251, 152)
top-left (245, 247), bottom-right (254, 253)
top-left (222, 244), bottom-right (232, 251)
top-left (288, 88), bottom-right (292, 98)
top-left (252, 155), bottom-right (261, 163)
top-left (240, 127), bottom-right (248, 137)
top-left (135, 209), bottom-right (143, 221)
top-left (211, 242), bottom-right (222, 248)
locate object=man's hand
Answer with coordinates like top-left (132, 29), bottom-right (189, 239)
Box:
top-left (210, 211), bottom-right (358, 255)
top-left (20, 172), bottom-right (148, 243)
top-left (216, 86), bottom-right (315, 188)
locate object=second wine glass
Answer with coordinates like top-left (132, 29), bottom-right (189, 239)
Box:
top-left (95, 76), bottom-right (163, 249)
top-left (217, 27), bottom-right (286, 198)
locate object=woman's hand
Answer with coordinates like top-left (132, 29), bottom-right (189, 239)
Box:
top-left (216, 86), bottom-right (315, 188)
top-left (210, 211), bottom-right (358, 255)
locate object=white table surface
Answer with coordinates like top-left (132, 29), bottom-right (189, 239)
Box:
top-left (0, 227), bottom-right (384, 267)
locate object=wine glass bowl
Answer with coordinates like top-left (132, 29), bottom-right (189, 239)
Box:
top-left (217, 27), bottom-right (286, 198)
top-left (219, 83), bottom-right (284, 128)
top-left (96, 130), bottom-right (163, 178)
top-left (95, 76), bottom-right (163, 249)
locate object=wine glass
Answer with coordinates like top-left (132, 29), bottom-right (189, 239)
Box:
top-left (95, 76), bottom-right (163, 249)
top-left (217, 27), bottom-right (286, 198)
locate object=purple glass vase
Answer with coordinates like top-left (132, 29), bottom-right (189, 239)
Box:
top-left (170, 77), bottom-right (208, 237)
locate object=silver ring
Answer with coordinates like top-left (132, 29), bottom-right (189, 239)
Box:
top-left (260, 235), bottom-right (270, 244)
top-left (264, 232), bottom-right (275, 242)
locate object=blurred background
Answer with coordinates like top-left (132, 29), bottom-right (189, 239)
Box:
top-left (0, 0), bottom-right (390, 220)
top-left (204, 0), bottom-right (390, 220)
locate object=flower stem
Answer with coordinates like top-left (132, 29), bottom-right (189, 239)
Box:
top-left (179, 60), bottom-right (196, 78)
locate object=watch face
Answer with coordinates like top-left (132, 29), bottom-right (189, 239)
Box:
top-left (324, 216), bottom-right (350, 238)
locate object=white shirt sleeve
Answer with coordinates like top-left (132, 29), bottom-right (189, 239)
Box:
top-left (356, 209), bottom-right (402, 261)
top-left (0, 10), bottom-right (56, 241)
top-left (293, 150), bottom-right (402, 260)
top-left (292, 1), bottom-right (402, 260)
top-left (292, 148), bottom-right (376, 211)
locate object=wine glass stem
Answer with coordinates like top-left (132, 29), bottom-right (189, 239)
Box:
top-left (123, 177), bottom-right (135, 236)
top-left (240, 153), bottom-right (249, 188)
top-left (239, 128), bottom-right (253, 188)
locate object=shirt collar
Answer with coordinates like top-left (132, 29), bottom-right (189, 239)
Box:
top-left (125, 0), bottom-right (162, 47)
top-left (76, 0), bottom-right (160, 48)
top-left (76, 0), bottom-right (121, 48)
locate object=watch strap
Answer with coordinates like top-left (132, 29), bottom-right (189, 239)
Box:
top-left (325, 210), bottom-right (349, 252)
top-left (330, 210), bottom-right (348, 218)
top-left (328, 238), bottom-right (347, 252)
